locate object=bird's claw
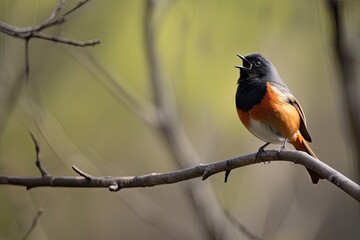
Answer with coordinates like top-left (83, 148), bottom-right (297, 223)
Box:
top-left (256, 142), bottom-right (270, 161)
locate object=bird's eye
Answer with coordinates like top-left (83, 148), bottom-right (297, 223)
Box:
top-left (254, 61), bottom-right (261, 67)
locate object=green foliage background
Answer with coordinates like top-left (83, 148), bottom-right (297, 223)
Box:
top-left (0, 0), bottom-right (359, 239)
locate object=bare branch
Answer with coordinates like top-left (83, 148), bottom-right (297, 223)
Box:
top-left (0, 150), bottom-right (359, 202)
top-left (0, 0), bottom-right (99, 46)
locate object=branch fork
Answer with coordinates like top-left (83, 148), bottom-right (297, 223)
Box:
top-left (0, 0), bottom-right (100, 47)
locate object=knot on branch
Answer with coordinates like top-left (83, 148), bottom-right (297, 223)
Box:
top-left (109, 182), bottom-right (120, 192)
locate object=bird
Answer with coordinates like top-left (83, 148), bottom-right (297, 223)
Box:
top-left (235, 53), bottom-right (321, 184)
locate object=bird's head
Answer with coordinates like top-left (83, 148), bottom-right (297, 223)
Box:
top-left (235, 53), bottom-right (276, 83)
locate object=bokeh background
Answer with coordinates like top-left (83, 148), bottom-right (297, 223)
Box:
top-left (0, 0), bottom-right (359, 239)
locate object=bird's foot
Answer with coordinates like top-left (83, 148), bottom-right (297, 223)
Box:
top-left (256, 142), bottom-right (270, 161)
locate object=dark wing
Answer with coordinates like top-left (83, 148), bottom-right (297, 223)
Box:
top-left (288, 95), bottom-right (312, 142)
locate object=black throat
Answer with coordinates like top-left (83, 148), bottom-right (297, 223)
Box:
top-left (236, 78), bottom-right (267, 112)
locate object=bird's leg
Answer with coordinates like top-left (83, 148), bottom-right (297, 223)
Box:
top-left (277, 138), bottom-right (287, 152)
top-left (256, 142), bottom-right (270, 159)
top-left (275, 138), bottom-right (287, 159)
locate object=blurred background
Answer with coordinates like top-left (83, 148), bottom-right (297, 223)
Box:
top-left (0, 0), bottom-right (359, 239)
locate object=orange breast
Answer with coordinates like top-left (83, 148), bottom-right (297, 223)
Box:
top-left (237, 83), bottom-right (300, 140)
top-left (248, 83), bottom-right (300, 139)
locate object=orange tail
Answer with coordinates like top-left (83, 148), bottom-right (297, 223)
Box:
top-left (291, 133), bottom-right (321, 184)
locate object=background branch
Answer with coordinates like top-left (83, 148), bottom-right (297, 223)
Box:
top-left (0, 0), bottom-right (99, 46)
top-left (326, 0), bottom-right (360, 181)
top-left (143, 1), bottom-right (244, 239)
top-left (0, 0), bottom-right (100, 136)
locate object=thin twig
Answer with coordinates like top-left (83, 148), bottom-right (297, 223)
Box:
top-left (32, 32), bottom-right (100, 46)
top-left (22, 208), bottom-right (44, 240)
top-left (0, 150), bottom-right (359, 202)
top-left (24, 39), bottom-right (30, 81)
top-left (39, 0), bottom-right (91, 31)
top-left (45, 0), bottom-right (66, 24)
top-left (72, 165), bottom-right (92, 180)
top-left (62, 0), bottom-right (91, 18)
top-left (29, 132), bottom-right (49, 177)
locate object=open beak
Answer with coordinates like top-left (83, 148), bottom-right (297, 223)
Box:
top-left (235, 53), bottom-right (252, 69)
top-left (235, 53), bottom-right (252, 80)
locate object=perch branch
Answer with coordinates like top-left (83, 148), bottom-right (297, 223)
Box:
top-left (0, 150), bottom-right (359, 202)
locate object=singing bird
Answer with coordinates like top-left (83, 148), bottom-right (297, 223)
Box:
top-left (235, 53), bottom-right (321, 184)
